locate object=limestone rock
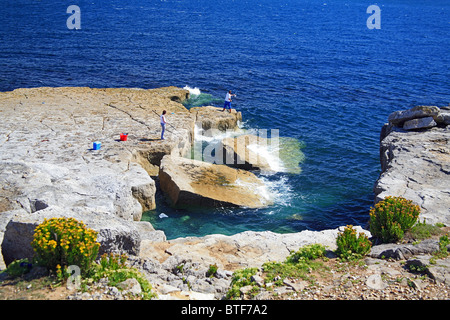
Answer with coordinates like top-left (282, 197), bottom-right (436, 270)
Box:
top-left (159, 284), bottom-right (181, 295)
top-left (405, 255), bottom-right (450, 285)
top-left (116, 278), bottom-right (142, 296)
top-left (374, 125), bottom-right (450, 226)
top-left (158, 155), bottom-right (273, 208)
top-left (139, 226), bottom-right (370, 272)
top-left (437, 109), bottom-right (450, 126)
top-left (130, 176), bottom-right (157, 212)
top-left (0, 86), bottom-right (195, 222)
top-left (428, 259), bottom-right (450, 284)
top-left (369, 239), bottom-right (440, 260)
top-left (366, 274), bottom-right (388, 290)
top-left (0, 160), bottom-right (151, 222)
top-left (388, 106), bottom-right (440, 126)
top-left (134, 221), bottom-right (166, 242)
top-left (403, 117), bottom-right (437, 130)
top-left (188, 291), bottom-right (216, 300)
top-left (190, 106), bottom-right (242, 132)
top-left (251, 274), bottom-right (265, 287)
top-left (283, 278), bottom-right (308, 292)
top-left (1, 206), bottom-right (142, 265)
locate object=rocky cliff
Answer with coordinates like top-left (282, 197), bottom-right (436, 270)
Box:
top-left (374, 106), bottom-right (450, 226)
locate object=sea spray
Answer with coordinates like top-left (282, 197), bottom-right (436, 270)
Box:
top-left (248, 136), bottom-right (306, 174)
top-left (191, 124), bottom-right (305, 175)
top-left (236, 136), bottom-right (305, 175)
top-left (234, 178), bottom-right (274, 207)
top-left (247, 142), bottom-right (282, 173)
top-left (193, 123), bottom-right (243, 143)
top-left (257, 175), bottom-right (294, 208)
top-left (183, 86), bottom-right (222, 108)
top-left (183, 85), bottom-right (201, 96)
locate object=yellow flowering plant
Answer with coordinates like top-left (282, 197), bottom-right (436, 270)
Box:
top-left (336, 225), bottom-right (372, 260)
top-left (31, 217), bottom-right (100, 275)
top-left (369, 196), bottom-right (420, 243)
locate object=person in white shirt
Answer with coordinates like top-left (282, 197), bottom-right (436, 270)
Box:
top-left (160, 110), bottom-right (167, 140)
top-left (222, 90), bottom-right (236, 113)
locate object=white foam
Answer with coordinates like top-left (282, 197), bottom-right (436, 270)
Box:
top-left (260, 175), bottom-right (294, 208)
top-left (247, 142), bottom-right (284, 173)
top-left (183, 85), bottom-right (201, 96)
top-left (233, 174), bottom-right (294, 208)
top-left (234, 178), bottom-right (274, 205)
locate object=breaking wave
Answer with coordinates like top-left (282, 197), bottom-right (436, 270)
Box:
top-left (183, 85), bottom-right (222, 108)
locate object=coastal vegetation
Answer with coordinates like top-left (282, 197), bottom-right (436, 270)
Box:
top-left (0, 207), bottom-right (448, 300)
top-left (85, 252), bottom-right (156, 300)
top-left (336, 225), bottom-right (372, 261)
top-left (1, 218), bottom-right (157, 300)
top-left (369, 196), bottom-right (420, 244)
top-left (31, 217), bottom-right (100, 276)
top-left (224, 199), bottom-right (448, 300)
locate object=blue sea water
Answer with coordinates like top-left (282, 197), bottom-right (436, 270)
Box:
top-left (1, 0), bottom-right (449, 239)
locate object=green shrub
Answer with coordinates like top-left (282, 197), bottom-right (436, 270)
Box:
top-left (369, 196), bottom-right (420, 243)
top-left (262, 260), bottom-right (318, 286)
top-left (206, 264), bottom-right (218, 278)
top-left (263, 244), bottom-right (327, 287)
top-left (88, 252), bottom-right (156, 300)
top-left (287, 243), bottom-right (327, 263)
top-left (2, 259), bottom-right (32, 278)
top-left (435, 234), bottom-right (450, 259)
top-left (226, 268), bottom-right (258, 300)
top-left (98, 252), bottom-right (128, 271)
top-left (410, 220), bottom-right (443, 240)
top-left (31, 217), bottom-right (100, 275)
top-left (226, 244), bottom-right (329, 300)
top-left (336, 225), bottom-right (372, 260)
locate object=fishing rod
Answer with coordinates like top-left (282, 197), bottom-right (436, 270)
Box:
top-left (151, 109), bottom-right (183, 136)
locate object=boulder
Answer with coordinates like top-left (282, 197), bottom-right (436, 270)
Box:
top-left (130, 170), bottom-right (157, 212)
top-left (403, 117), bottom-right (437, 130)
top-left (428, 258), bottom-right (450, 284)
top-left (366, 274), bottom-right (388, 290)
top-left (190, 106), bottom-right (242, 132)
top-left (434, 108), bottom-right (450, 126)
top-left (369, 239), bottom-right (440, 260)
top-left (158, 155), bottom-right (273, 208)
top-left (116, 278), bottom-right (142, 296)
top-left (1, 206), bottom-right (142, 266)
top-left (388, 106), bottom-right (440, 127)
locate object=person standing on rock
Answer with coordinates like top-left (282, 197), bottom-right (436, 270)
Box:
top-left (222, 90), bottom-right (236, 113)
top-left (160, 110), bottom-right (167, 140)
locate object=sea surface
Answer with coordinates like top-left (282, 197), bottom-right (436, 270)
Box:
top-left (1, 0), bottom-right (449, 239)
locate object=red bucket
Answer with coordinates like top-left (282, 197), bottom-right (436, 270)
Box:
top-left (120, 133), bottom-right (128, 141)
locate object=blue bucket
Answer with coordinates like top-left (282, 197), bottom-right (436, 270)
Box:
top-left (93, 141), bottom-right (101, 150)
